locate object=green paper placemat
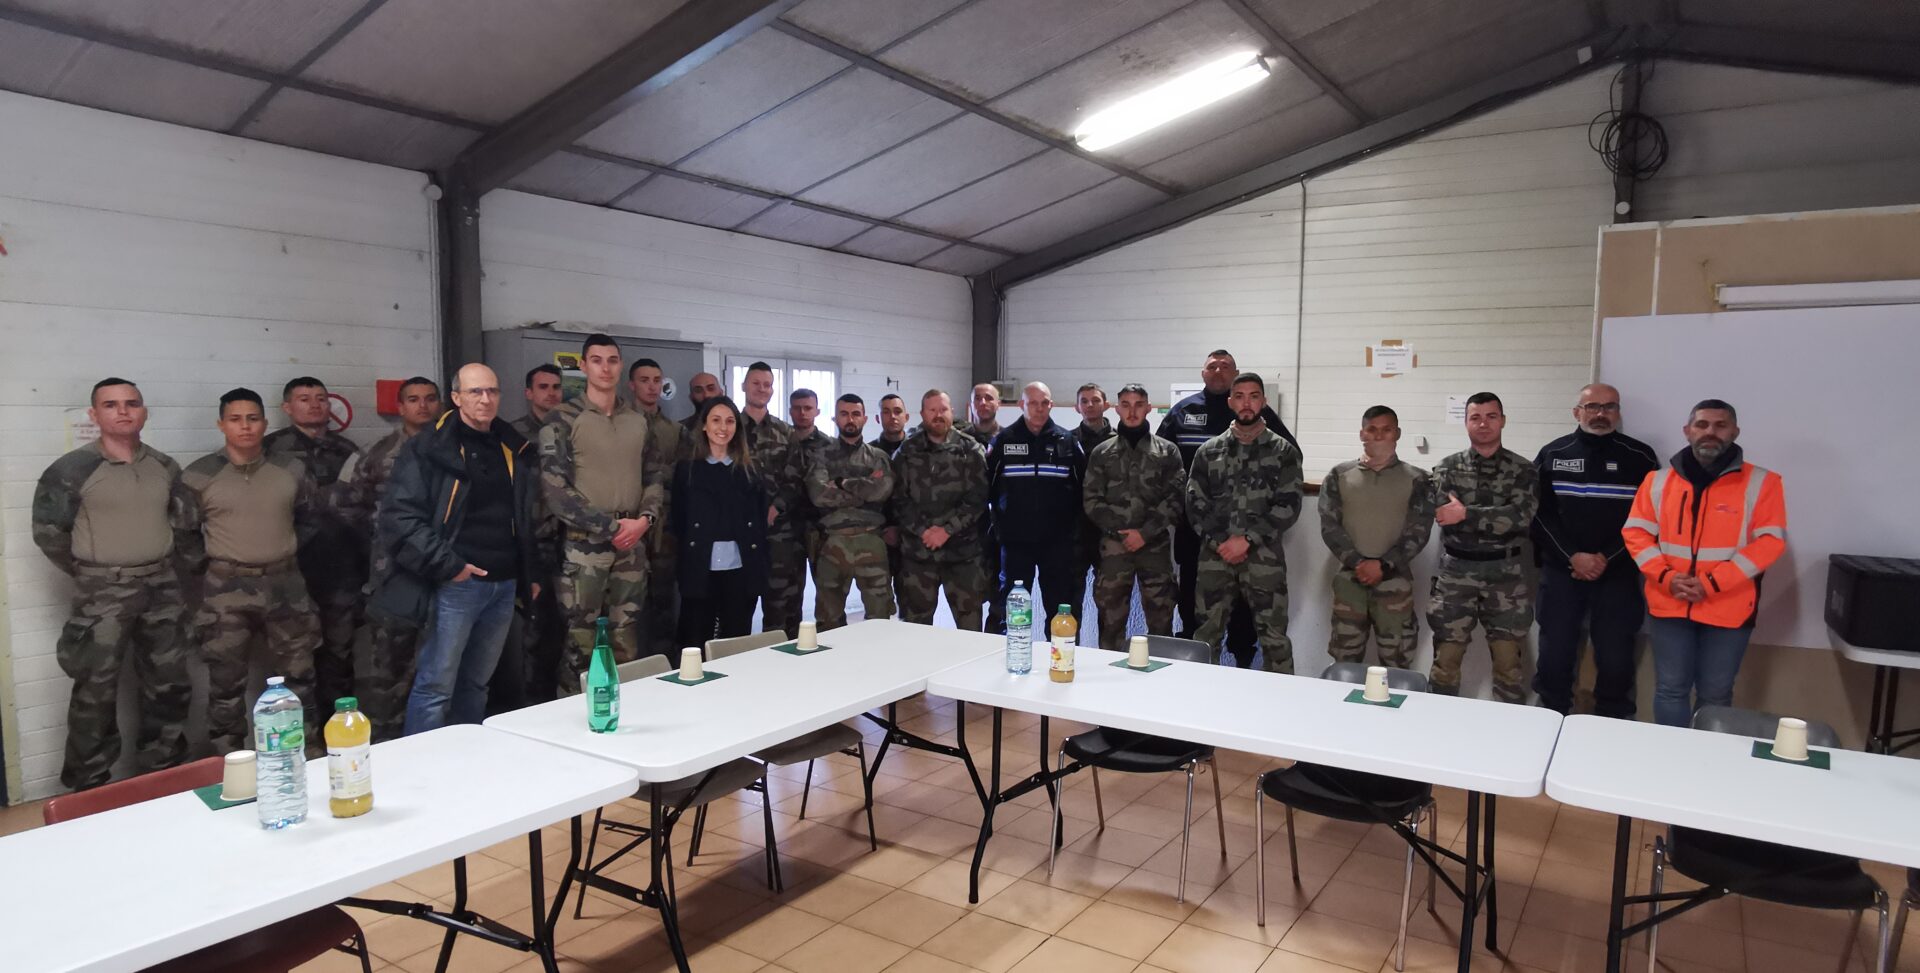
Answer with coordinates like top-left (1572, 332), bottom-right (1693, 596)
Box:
top-left (1752, 740), bottom-right (1830, 768)
top-left (193, 783), bottom-right (256, 811)
top-left (1343, 688), bottom-right (1406, 708)
top-left (659, 670), bottom-right (729, 687)
top-left (771, 642), bottom-right (834, 656)
top-left (1109, 658), bottom-right (1171, 673)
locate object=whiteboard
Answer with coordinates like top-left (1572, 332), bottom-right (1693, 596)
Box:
top-left (1598, 305), bottom-right (1920, 649)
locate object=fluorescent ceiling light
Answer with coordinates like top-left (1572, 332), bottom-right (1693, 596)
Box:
top-left (1717, 279), bottom-right (1920, 309)
top-left (1074, 51), bottom-right (1271, 152)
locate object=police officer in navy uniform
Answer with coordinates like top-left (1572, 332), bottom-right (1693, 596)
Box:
top-left (1157, 350), bottom-right (1299, 666)
top-left (1532, 382), bottom-right (1660, 718)
top-left (987, 381), bottom-right (1085, 631)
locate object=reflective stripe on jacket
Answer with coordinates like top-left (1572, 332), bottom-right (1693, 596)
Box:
top-left (1621, 461), bottom-right (1786, 627)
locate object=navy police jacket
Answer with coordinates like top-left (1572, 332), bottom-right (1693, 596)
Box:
top-left (985, 418), bottom-right (1083, 545)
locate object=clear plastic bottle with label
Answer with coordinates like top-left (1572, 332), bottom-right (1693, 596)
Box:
top-left (325, 696), bottom-right (373, 818)
top-left (1049, 604), bottom-right (1077, 683)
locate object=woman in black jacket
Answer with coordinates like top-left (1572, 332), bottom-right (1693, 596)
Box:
top-left (672, 396), bottom-right (771, 646)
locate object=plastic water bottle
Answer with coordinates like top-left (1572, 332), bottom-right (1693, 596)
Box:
top-left (253, 676), bottom-right (309, 829)
top-left (1006, 581), bottom-right (1033, 675)
top-left (587, 617), bottom-right (620, 733)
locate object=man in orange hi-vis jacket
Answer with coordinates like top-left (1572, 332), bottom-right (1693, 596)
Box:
top-left (1622, 399), bottom-right (1787, 727)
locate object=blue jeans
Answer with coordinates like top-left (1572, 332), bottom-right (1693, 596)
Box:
top-left (1649, 615), bottom-right (1753, 727)
top-left (406, 578), bottom-right (516, 735)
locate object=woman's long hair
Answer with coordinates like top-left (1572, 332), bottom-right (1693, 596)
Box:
top-left (693, 395), bottom-right (752, 472)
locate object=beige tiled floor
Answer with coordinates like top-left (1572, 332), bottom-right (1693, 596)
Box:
top-left (8, 695), bottom-right (1915, 973)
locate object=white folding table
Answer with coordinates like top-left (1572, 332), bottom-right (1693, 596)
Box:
top-left (1832, 630), bottom-right (1920, 755)
top-left (0, 724), bottom-right (637, 973)
top-left (925, 642), bottom-right (1564, 973)
top-left (1546, 714), bottom-right (1920, 972)
top-left (483, 619), bottom-right (1006, 972)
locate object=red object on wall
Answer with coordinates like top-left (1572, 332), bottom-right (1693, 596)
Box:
top-left (375, 379), bottom-right (401, 416)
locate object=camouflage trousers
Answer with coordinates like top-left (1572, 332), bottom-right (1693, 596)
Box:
top-left (557, 530), bottom-right (646, 695)
top-left (56, 562), bottom-right (191, 791)
top-left (643, 539), bottom-right (679, 660)
top-left (814, 528), bottom-right (894, 631)
top-left (762, 528), bottom-right (817, 639)
top-left (361, 616), bottom-right (418, 743)
top-left (1092, 545), bottom-right (1176, 653)
top-left (897, 551), bottom-right (990, 631)
top-left (305, 577), bottom-right (364, 728)
top-left (1427, 556), bottom-right (1532, 703)
top-left (196, 560), bottom-right (322, 754)
top-left (1195, 552), bottom-right (1292, 673)
top-left (1329, 567), bottom-right (1418, 670)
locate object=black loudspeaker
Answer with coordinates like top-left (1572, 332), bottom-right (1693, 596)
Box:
top-left (1826, 555), bottom-right (1920, 652)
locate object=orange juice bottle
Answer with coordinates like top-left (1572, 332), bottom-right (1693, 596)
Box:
top-left (1049, 605), bottom-right (1077, 683)
top-left (325, 697), bottom-right (373, 818)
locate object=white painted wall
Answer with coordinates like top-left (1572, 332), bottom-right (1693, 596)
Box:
top-left (478, 191), bottom-right (973, 413)
top-left (0, 91), bottom-right (440, 800)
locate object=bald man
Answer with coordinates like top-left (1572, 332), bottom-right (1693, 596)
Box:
top-left (374, 363), bottom-right (544, 733)
top-left (985, 382), bottom-right (1085, 635)
top-left (682, 371), bottom-right (723, 433)
top-left (1532, 382), bottom-right (1659, 718)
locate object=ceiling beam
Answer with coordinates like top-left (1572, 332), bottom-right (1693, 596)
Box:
top-left (987, 30), bottom-right (1630, 289)
top-left (567, 148), bottom-right (1018, 256)
top-left (1648, 23), bottom-right (1920, 87)
top-left (225, 0), bottom-right (392, 135)
top-left (1215, 0), bottom-right (1370, 122)
top-left (768, 20), bottom-right (1181, 197)
top-left (452, 0), bottom-right (803, 195)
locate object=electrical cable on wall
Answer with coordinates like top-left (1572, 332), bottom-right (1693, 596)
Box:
top-left (1589, 59), bottom-right (1669, 184)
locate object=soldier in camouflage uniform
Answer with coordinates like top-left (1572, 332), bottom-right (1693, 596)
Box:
top-left (1071, 383), bottom-right (1115, 625)
top-left (738, 362), bottom-right (799, 636)
top-left (1428, 392), bottom-right (1538, 702)
top-left (513, 364), bottom-right (566, 701)
top-left (32, 378), bottom-right (196, 791)
top-left (539, 335), bottom-right (664, 693)
top-left (871, 393), bottom-right (910, 607)
top-left (890, 390), bottom-right (991, 630)
top-left (186, 388), bottom-right (326, 753)
top-left (348, 376), bottom-right (438, 741)
top-left (780, 389), bottom-right (833, 621)
top-left (263, 376), bottom-right (365, 718)
top-left (1082, 384), bottom-right (1183, 652)
top-left (1183, 373), bottom-right (1303, 673)
top-left (808, 394), bottom-right (895, 630)
top-left (630, 359), bottom-right (689, 660)
top-left (1319, 406), bottom-right (1436, 670)
top-left (961, 382), bottom-right (1005, 631)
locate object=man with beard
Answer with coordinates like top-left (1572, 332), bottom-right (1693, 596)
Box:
top-left (1428, 392), bottom-right (1537, 702)
top-left (512, 364), bottom-right (565, 702)
top-left (1532, 383), bottom-right (1659, 718)
top-left (1183, 373), bottom-right (1302, 672)
top-left (960, 381), bottom-right (1004, 630)
top-left (682, 371), bottom-right (723, 433)
top-left (1320, 405), bottom-right (1435, 670)
top-left (1081, 383), bottom-right (1182, 651)
top-left (891, 390), bottom-right (990, 630)
top-left (808, 394), bottom-right (895, 629)
top-left (1624, 400), bottom-right (1785, 727)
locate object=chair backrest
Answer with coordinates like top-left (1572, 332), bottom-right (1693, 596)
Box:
top-left (1693, 705), bottom-right (1841, 748)
top-left (1144, 634), bottom-right (1211, 664)
top-left (706, 630), bottom-right (789, 659)
top-left (43, 756), bottom-right (225, 825)
top-left (619, 655), bottom-right (672, 681)
top-left (1321, 661), bottom-right (1429, 693)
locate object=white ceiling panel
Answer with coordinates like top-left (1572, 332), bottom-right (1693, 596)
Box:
top-left (737, 201), bottom-right (872, 248)
top-left (678, 69), bottom-right (961, 194)
top-left (0, 22), bottom-right (270, 131)
top-left (614, 176), bottom-right (778, 229)
top-left (916, 244), bottom-right (1005, 276)
top-left (577, 28), bottom-right (848, 165)
top-left (4, 0), bottom-right (371, 72)
top-left (836, 225), bottom-right (951, 263)
top-left (303, 0), bottom-right (688, 123)
top-left (781, 0), bottom-right (976, 53)
top-left (799, 114), bottom-right (1046, 217)
top-left (1139, 93), bottom-right (1355, 188)
top-left (238, 88), bottom-right (478, 170)
top-left (895, 149), bottom-right (1114, 237)
top-left (880, 0), bottom-right (1191, 102)
top-left (968, 176), bottom-right (1169, 251)
top-left (505, 151), bottom-right (644, 206)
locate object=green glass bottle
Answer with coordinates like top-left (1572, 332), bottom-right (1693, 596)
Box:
top-left (587, 617), bottom-right (619, 733)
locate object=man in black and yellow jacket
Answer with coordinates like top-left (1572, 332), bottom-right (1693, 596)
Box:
top-left (374, 364), bottom-right (544, 735)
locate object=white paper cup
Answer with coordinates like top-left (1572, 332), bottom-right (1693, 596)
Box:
top-left (1773, 717), bottom-right (1810, 761)
top-left (1363, 666), bottom-right (1392, 703)
top-left (1128, 636), bottom-right (1150, 669)
top-left (798, 620), bottom-right (819, 651)
top-left (680, 647), bottom-right (704, 682)
top-left (223, 750), bottom-right (257, 801)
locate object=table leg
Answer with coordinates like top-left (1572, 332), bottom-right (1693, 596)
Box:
top-left (433, 856), bottom-right (468, 973)
top-left (1604, 814), bottom-right (1631, 973)
top-left (652, 789), bottom-right (693, 973)
top-left (1871, 666), bottom-right (1889, 754)
top-left (1457, 792), bottom-right (1479, 973)
top-left (966, 707), bottom-right (1005, 904)
top-left (526, 828), bottom-right (562, 973)
top-left (1885, 668), bottom-right (1902, 754)
top-left (1483, 795), bottom-right (1499, 951)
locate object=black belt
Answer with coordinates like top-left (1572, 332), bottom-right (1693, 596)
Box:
top-left (1444, 546), bottom-right (1522, 562)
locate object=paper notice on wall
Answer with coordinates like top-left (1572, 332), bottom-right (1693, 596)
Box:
top-left (1370, 344), bottom-right (1414, 376)
top-left (1445, 395), bottom-right (1468, 424)
top-left (65, 408), bottom-right (99, 449)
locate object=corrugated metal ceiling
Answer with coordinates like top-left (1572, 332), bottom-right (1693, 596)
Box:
top-left (0, 0), bottom-right (1912, 276)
